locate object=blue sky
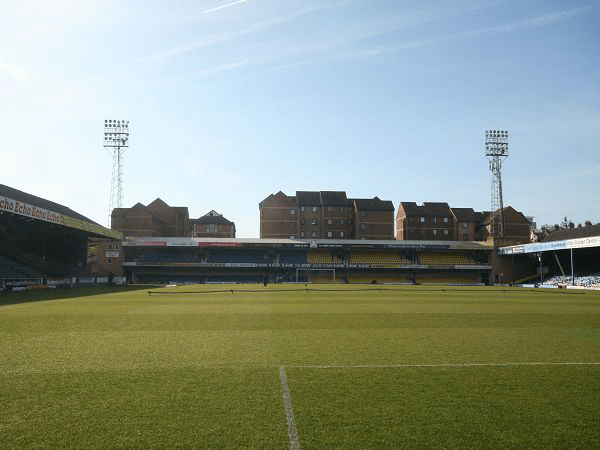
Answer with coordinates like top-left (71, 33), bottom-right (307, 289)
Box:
top-left (1, 0), bottom-right (598, 237)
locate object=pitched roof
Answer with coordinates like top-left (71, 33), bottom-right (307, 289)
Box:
top-left (296, 191), bottom-right (322, 206)
top-left (399, 201), bottom-right (451, 216)
top-left (320, 191), bottom-right (350, 206)
top-left (482, 206), bottom-right (529, 225)
top-left (542, 223), bottom-right (600, 242)
top-left (191, 210), bottom-right (234, 225)
top-left (0, 183), bottom-right (96, 224)
top-left (451, 207), bottom-right (476, 221)
top-left (353, 196), bottom-right (394, 211)
top-left (259, 191), bottom-right (296, 208)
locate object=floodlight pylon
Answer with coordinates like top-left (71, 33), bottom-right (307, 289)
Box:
top-left (485, 130), bottom-right (509, 244)
top-left (104, 119), bottom-right (130, 229)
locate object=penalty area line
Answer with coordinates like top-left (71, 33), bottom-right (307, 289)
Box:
top-left (280, 366), bottom-right (301, 450)
top-left (294, 362), bottom-right (600, 369)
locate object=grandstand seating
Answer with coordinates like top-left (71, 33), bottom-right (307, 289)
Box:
top-left (543, 273), bottom-right (600, 289)
top-left (349, 251), bottom-right (412, 266)
top-left (0, 254), bottom-right (45, 279)
top-left (278, 251), bottom-right (307, 265)
top-left (135, 252), bottom-right (197, 263)
top-left (207, 251), bottom-right (273, 264)
top-left (416, 252), bottom-right (475, 266)
top-left (307, 250), bottom-right (344, 265)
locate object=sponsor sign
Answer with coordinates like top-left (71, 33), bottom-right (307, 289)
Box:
top-left (48, 279), bottom-right (72, 287)
top-left (106, 251), bottom-right (120, 258)
top-left (2, 278), bottom-right (44, 288)
top-left (0, 196), bottom-right (121, 239)
top-left (197, 242), bottom-right (242, 247)
top-left (0, 196), bottom-right (61, 224)
top-left (78, 277), bottom-right (96, 285)
top-left (499, 235), bottom-right (600, 255)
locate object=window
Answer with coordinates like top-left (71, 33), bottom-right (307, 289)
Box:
top-left (443, 217), bottom-right (449, 223)
top-left (444, 229), bottom-right (449, 235)
top-left (290, 222), bottom-right (296, 229)
top-left (300, 231), bottom-right (305, 238)
top-left (433, 230), bottom-right (437, 235)
top-left (328, 219), bottom-right (332, 225)
top-left (301, 218), bottom-right (305, 225)
top-left (312, 207), bottom-right (318, 213)
top-left (108, 244), bottom-right (113, 250)
top-left (207, 224), bottom-right (218, 234)
top-left (463, 234), bottom-right (469, 241)
top-left (290, 209), bottom-right (296, 215)
top-left (340, 219), bottom-right (344, 225)
top-left (433, 217), bottom-right (437, 223)
top-left (290, 235), bottom-right (295, 240)
top-left (360, 223), bottom-right (366, 230)
top-left (107, 258), bottom-right (112, 264)
top-left (301, 206), bottom-right (305, 212)
top-left (312, 219), bottom-right (318, 225)
top-left (463, 222), bottom-right (469, 228)
top-left (328, 206), bottom-right (333, 212)
top-left (340, 231), bottom-right (344, 238)
top-left (420, 217), bottom-right (425, 223)
top-left (327, 231), bottom-right (333, 238)
top-left (312, 231), bottom-right (317, 238)
top-left (115, 245), bottom-right (119, 250)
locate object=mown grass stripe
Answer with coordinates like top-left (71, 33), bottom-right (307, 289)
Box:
top-left (296, 362), bottom-right (600, 369)
top-left (279, 366), bottom-right (301, 450)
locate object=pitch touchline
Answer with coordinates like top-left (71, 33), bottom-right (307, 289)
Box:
top-left (279, 366), bottom-right (301, 450)
top-left (294, 362), bottom-right (600, 369)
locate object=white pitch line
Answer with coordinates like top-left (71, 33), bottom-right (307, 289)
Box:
top-left (279, 366), bottom-right (301, 450)
top-left (295, 362), bottom-right (600, 369)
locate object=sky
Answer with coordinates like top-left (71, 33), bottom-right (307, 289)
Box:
top-left (1, 0), bottom-right (598, 237)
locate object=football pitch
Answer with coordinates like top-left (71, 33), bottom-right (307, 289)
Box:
top-left (1, 285), bottom-right (599, 449)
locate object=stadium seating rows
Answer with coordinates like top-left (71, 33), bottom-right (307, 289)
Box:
top-left (416, 252), bottom-right (475, 265)
top-left (278, 252), bottom-right (308, 265)
top-left (0, 255), bottom-right (45, 279)
top-left (307, 250), bottom-right (344, 265)
top-left (349, 251), bottom-right (412, 266)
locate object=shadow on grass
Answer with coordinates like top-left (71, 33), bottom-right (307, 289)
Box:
top-left (0, 285), bottom-right (160, 307)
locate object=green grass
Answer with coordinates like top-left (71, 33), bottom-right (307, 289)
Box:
top-left (1, 285), bottom-right (599, 448)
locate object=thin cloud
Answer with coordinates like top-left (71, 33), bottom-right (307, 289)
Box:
top-left (147, 4), bottom-right (594, 82)
top-left (145, 3), bottom-right (345, 62)
top-left (475, 6), bottom-right (594, 34)
top-left (339, 7), bottom-right (595, 60)
top-left (203, 0), bottom-right (248, 15)
top-left (192, 59), bottom-right (254, 77)
top-left (0, 56), bottom-right (28, 82)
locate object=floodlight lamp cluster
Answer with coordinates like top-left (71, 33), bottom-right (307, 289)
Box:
top-left (103, 119), bottom-right (130, 147)
top-left (485, 129), bottom-right (509, 157)
top-left (104, 119), bottom-right (129, 128)
top-left (485, 130), bottom-right (508, 138)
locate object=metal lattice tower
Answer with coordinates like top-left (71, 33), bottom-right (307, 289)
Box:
top-left (485, 130), bottom-right (509, 243)
top-left (104, 119), bottom-right (130, 229)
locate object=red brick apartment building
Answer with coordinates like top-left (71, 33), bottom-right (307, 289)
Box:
top-left (396, 202), bottom-right (532, 245)
top-left (190, 210), bottom-right (236, 238)
top-left (259, 191), bottom-right (394, 240)
top-left (111, 198), bottom-right (189, 237)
